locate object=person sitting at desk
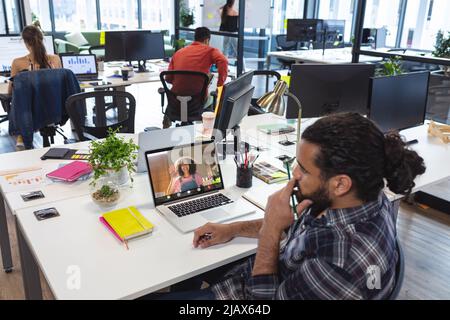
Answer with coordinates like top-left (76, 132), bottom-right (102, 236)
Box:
top-left (166, 27), bottom-right (228, 105)
top-left (152, 113), bottom-right (426, 300)
top-left (8, 25), bottom-right (62, 149)
top-left (167, 157), bottom-right (204, 194)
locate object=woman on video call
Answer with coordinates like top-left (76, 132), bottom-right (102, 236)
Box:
top-left (168, 158), bottom-right (204, 194)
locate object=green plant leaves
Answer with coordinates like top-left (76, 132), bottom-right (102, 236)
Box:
top-left (88, 128), bottom-right (139, 184)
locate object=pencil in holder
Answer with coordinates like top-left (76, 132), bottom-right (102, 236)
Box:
top-left (236, 166), bottom-right (253, 189)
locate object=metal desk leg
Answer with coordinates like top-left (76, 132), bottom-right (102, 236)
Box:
top-left (0, 192), bottom-right (13, 273)
top-left (16, 216), bottom-right (43, 300)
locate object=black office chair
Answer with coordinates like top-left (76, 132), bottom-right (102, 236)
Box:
top-left (387, 237), bottom-right (405, 300)
top-left (159, 70), bottom-right (211, 129)
top-left (249, 70), bottom-right (282, 116)
top-left (65, 90), bottom-right (136, 141)
top-left (275, 35), bottom-right (298, 69)
top-left (0, 94), bottom-right (11, 124)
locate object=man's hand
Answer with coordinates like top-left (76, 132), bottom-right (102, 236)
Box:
top-left (193, 223), bottom-right (236, 249)
top-left (264, 178), bottom-right (313, 233)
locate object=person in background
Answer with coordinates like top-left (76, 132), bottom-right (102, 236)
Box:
top-left (8, 25), bottom-right (62, 150)
top-left (165, 27), bottom-right (228, 128)
top-left (219, 0), bottom-right (239, 59)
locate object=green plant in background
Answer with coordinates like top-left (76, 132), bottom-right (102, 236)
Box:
top-left (180, 0), bottom-right (195, 27)
top-left (98, 185), bottom-right (116, 198)
top-left (433, 30), bottom-right (450, 59)
top-left (433, 30), bottom-right (450, 76)
top-left (376, 56), bottom-right (403, 77)
top-left (88, 128), bottom-right (139, 185)
top-left (174, 38), bottom-right (186, 52)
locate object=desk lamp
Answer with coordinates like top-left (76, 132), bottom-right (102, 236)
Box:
top-left (256, 80), bottom-right (303, 145)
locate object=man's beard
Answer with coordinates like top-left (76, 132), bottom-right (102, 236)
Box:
top-left (294, 181), bottom-right (332, 217)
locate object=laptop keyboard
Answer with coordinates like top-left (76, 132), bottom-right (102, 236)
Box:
top-left (168, 194), bottom-right (233, 218)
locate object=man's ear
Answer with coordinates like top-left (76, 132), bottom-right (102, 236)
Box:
top-left (330, 175), bottom-right (353, 197)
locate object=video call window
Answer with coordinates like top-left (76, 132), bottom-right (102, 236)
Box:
top-left (147, 143), bottom-right (223, 206)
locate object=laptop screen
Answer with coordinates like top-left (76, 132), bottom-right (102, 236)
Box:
top-left (146, 141), bottom-right (224, 206)
top-left (61, 54), bottom-right (97, 76)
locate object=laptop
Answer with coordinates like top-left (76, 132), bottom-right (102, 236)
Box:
top-left (60, 54), bottom-right (100, 81)
top-left (137, 126), bottom-right (196, 173)
top-left (145, 140), bottom-right (256, 233)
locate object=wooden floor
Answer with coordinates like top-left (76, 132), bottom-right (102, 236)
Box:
top-left (0, 80), bottom-right (449, 300)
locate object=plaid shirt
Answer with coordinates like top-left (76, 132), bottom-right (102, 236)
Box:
top-left (212, 193), bottom-right (398, 300)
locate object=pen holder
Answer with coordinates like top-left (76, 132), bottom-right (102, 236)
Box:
top-left (236, 166), bottom-right (253, 189)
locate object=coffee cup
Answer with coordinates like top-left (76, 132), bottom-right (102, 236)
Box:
top-left (202, 112), bottom-right (216, 136)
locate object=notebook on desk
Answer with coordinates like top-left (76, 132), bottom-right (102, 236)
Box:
top-left (100, 206), bottom-right (154, 243)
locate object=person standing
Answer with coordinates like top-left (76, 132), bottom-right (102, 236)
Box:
top-left (219, 0), bottom-right (239, 59)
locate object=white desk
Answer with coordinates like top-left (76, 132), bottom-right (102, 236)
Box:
top-left (267, 48), bottom-right (383, 67)
top-left (12, 143), bottom-right (290, 299)
top-left (0, 61), bottom-right (167, 95)
top-left (2, 114), bottom-right (450, 300)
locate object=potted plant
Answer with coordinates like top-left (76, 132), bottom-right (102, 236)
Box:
top-left (88, 128), bottom-right (139, 187)
top-left (375, 56), bottom-right (403, 77)
top-left (180, 0), bottom-right (195, 28)
top-left (432, 30), bottom-right (450, 76)
top-left (91, 181), bottom-right (121, 209)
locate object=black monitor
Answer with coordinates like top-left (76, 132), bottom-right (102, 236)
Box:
top-left (287, 63), bottom-right (375, 119)
top-left (287, 19), bottom-right (323, 42)
top-left (125, 31), bottom-right (165, 72)
top-left (104, 31), bottom-right (126, 62)
top-left (104, 31), bottom-right (165, 71)
top-left (368, 71), bottom-right (430, 133)
top-left (213, 71), bottom-right (254, 156)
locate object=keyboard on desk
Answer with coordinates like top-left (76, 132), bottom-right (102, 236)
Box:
top-left (168, 193), bottom-right (233, 217)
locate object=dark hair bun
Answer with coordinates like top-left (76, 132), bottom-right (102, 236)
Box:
top-left (384, 132), bottom-right (426, 195)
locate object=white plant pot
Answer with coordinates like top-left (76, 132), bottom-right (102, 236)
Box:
top-left (106, 167), bottom-right (129, 186)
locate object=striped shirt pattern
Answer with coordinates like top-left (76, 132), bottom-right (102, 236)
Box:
top-left (212, 193), bottom-right (398, 300)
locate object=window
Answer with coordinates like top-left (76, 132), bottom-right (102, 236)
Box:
top-left (141, 0), bottom-right (173, 32)
top-left (4, 0), bottom-right (21, 34)
top-left (364, 0), bottom-right (401, 47)
top-left (52, 0), bottom-right (97, 31)
top-left (29, 0), bottom-right (52, 31)
top-left (0, 2), bottom-right (6, 34)
top-left (99, 0), bottom-right (139, 30)
top-left (401, 0), bottom-right (450, 50)
top-left (318, 0), bottom-right (355, 42)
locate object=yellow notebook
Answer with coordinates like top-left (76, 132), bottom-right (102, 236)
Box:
top-left (101, 207), bottom-right (154, 241)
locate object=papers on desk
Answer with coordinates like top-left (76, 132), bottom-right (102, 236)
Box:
top-left (243, 183), bottom-right (284, 210)
top-left (0, 168), bottom-right (52, 193)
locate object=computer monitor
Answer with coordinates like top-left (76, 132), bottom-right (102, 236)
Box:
top-left (125, 31), bottom-right (165, 72)
top-left (213, 71), bottom-right (254, 156)
top-left (104, 31), bottom-right (165, 71)
top-left (0, 35), bottom-right (54, 74)
top-left (287, 19), bottom-right (323, 42)
top-left (104, 31), bottom-right (126, 62)
top-left (287, 63), bottom-right (375, 119)
top-left (368, 71), bottom-right (430, 133)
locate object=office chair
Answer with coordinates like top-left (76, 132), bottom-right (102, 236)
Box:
top-left (275, 35), bottom-right (298, 69)
top-left (65, 90), bottom-right (136, 141)
top-left (0, 94), bottom-right (11, 125)
top-left (249, 70), bottom-right (282, 116)
top-left (387, 237), bottom-right (405, 300)
top-left (8, 69), bottom-right (80, 149)
top-left (159, 70), bottom-right (211, 129)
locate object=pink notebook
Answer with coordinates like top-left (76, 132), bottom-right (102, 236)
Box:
top-left (46, 161), bottom-right (92, 182)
